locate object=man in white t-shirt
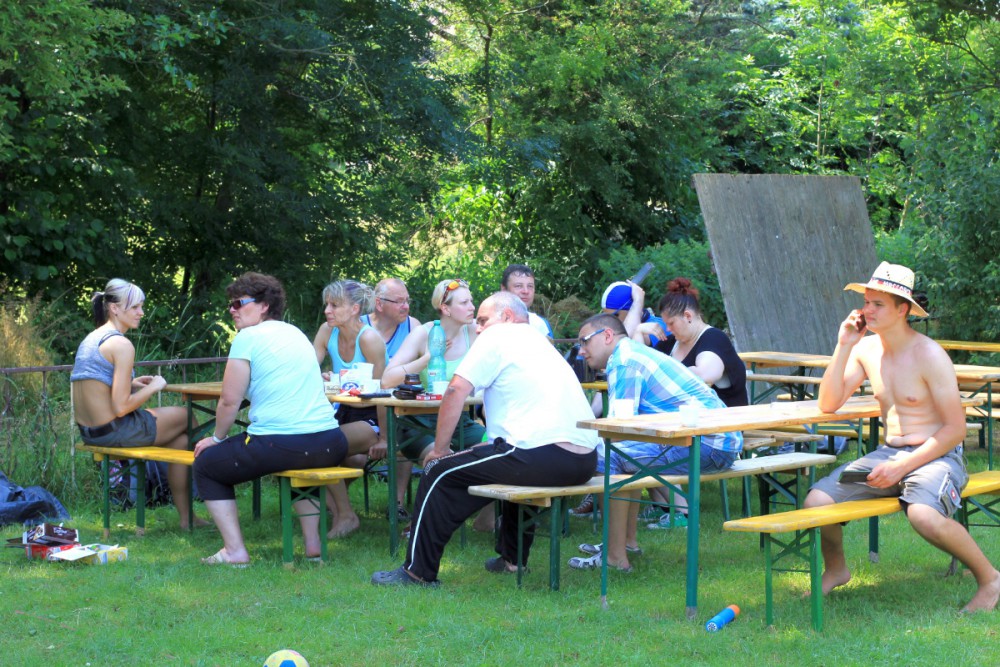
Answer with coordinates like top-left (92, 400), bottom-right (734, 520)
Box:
top-left (501, 263), bottom-right (553, 338)
top-left (371, 292), bottom-right (599, 586)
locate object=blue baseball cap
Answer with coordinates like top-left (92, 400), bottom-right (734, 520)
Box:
top-left (601, 282), bottom-right (632, 311)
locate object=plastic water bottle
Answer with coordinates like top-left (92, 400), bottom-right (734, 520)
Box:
top-left (427, 320), bottom-right (447, 387)
top-left (705, 604), bottom-right (740, 631)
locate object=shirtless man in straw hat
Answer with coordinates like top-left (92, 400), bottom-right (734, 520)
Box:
top-left (805, 261), bottom-right (1000, 612)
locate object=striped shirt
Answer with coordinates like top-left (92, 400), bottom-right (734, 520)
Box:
top-left (607, 338), bottom-right (742, 453)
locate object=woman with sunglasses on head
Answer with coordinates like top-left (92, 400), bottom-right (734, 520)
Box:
top-left (71, 278), bottom-right (206, 530)
top-left (381, 279), bottom-right (486, 514)
top-left (312, 279), bottom-right (389, 538)
top-left (193, 272), bottom-right (349, 565)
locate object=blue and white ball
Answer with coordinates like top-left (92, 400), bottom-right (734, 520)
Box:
top-left (263, 649), bottom-right (309, 667)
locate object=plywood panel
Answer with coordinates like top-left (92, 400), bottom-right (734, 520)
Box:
top-left (693, 174), bottom-right (878, 365)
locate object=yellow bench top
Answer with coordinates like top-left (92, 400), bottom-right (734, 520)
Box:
top-left (468, 452), bottom-right (836, 506)
top-left (77, 445), bottom-right (195, 466)
top-left (724, 470), bottom-right (1000, 533)
top-left (273, 467), bottom-right (363, 487)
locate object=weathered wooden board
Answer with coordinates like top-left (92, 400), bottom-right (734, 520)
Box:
top-left (693, 174), bottom-right (878, 362)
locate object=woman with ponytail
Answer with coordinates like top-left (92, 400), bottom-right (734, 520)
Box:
top-left (70, 279), bottom-right (204, 529)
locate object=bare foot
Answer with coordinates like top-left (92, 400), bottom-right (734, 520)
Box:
top-left (821, 567), bottom-right (852, 594)
top-left (327, 514), bottom-right (360, 538)
top-left (962, 569), bottom-right (1000, 613)
top-left (180, 516), bottom-right (213, 530)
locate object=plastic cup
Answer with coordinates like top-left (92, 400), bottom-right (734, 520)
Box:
top-left (354, 363), bottom-right (374, 380)
top-left (432, 381), bottom-right (449, 395)
top-left (610, 399), bottom-right (634, 418)
top-left (679, 403), bottom-right (701, 427)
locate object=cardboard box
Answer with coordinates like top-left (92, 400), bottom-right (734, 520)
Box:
top-left (47, 544), bottom-right (128, 565)
top-left (26, 542), bottom-right (82, 560)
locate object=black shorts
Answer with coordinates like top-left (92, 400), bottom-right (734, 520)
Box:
top-left (335, 404), bottom-right (378, 432)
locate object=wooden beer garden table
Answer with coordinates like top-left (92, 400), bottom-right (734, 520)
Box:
top-left (738, 351), bottom-right (1000, 467)
top-left (578, 395), bottom-right (893, 619)
top-left (165, 381), bottom-right (482, 556)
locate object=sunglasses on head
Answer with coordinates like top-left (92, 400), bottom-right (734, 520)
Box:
top-left (444, 279), bottom-right (469, 293)
top-left (229, 297), bottom-right (257, 310)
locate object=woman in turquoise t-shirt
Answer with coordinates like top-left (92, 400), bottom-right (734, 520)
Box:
top-left (312, 279), bottom-right (388, 538)
top-left (381, 279), bottom-right (487, 516)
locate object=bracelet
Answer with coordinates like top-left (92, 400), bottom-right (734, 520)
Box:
top-left (211, 434), bottom-right (224, 444)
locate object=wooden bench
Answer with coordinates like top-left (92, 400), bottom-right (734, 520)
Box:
top-left (77, 444), bottom-right (361, 565)
top-left (467, 451), bottom-right (836, 590)
top-left (723, 470), bottom-right (1000, 631)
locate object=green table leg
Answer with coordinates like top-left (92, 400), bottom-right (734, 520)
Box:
top-left (764, 536), bottom-right (774, 625)
top-left (387, 407), bottom-right (399, 558)
top-left (600, 440), bottom-right (611, 609)
top-left (685, 436), bottom-right (701, 620)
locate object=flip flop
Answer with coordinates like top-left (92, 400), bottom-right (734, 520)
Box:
top-left (200, 549), bottom-right (250, 568)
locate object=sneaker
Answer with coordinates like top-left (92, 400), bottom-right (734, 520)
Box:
top-left (578, 542), bottom-right (642, 556)
top-left (370, 566), bottom-right (439, 587)
top-left (392, 503), bottom-right (410, 523)
top-left (569, 494), bottom-right (596, 517)
top-left (646, 512), bottom-right (688, 530)
top-left (638, 503), bottom-right (669, 522)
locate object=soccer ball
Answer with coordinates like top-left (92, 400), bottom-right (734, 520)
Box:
top-left (263, 649), bottom-right (309, 667)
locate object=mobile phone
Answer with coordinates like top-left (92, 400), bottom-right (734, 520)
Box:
top-left (838, 468), bottom-right (871, 484)
top-left (629, 262), bottom-right (655, 287)
top-left (359, 391), bottom-right (392, 399)
top-left (856, 312), bottom-right (866, 331)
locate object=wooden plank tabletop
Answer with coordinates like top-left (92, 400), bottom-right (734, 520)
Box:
top-left (740, 351), bottom-right (1000, 383)
top-left (579, 394), bottom-right (985, 440)
top-left (936, 340), bottom-right (1000, 354)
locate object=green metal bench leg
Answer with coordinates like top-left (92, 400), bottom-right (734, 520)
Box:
top-left (764, 535), bottom-right (774, 625)
top-left (135, 459), bottom-right (147, 534)
top-left (253, 478), bottom-right (262, 520)
top-left (516, 503), bottom-right (525, 588)
top-left (100, 457), bottom-right (111, 539)
top-left (280, 477), bottom-right (294, 565)
top-left (809, 527), bottom-right (824, 631)
top-left (550, 498), bottom-right (562, 591)
top-left (720, 480), bottom-right (731, 522)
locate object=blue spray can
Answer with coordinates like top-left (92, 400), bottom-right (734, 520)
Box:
top-left (705, 604), bottom-right (740, 632)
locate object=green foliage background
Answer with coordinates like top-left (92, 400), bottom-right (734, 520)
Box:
top-left (2, 0), bottom-right (1000, 356)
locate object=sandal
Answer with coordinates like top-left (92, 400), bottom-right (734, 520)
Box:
top-left (578, 542), bottom-right (642, 556)
top-left (200, 549), bottom-right (250, 568)
top-left (484, 556), bottom-right (525, 574)
top-left (567, 553), bottom-right (632, 573)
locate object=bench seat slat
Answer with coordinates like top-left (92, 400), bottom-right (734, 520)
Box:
top-left (468, 452), bottom-right (836, 503)
top-left (78, 444), bottom-right (195, 466)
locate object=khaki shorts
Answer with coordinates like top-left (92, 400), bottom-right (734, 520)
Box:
top-left (811, 445), bottom-right (968, 517)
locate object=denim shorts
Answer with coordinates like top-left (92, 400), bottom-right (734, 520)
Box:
top-left (596, 440), bottom-right (738, 476)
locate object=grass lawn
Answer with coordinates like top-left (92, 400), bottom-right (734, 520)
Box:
top-left (4, 449), bottom-right (1000, 667)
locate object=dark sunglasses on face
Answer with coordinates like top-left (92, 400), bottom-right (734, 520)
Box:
top-left (229, 297), bottom-right (257, 310)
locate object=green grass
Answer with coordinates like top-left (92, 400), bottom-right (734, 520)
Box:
top-left (3, 451), bottom-right (1000, 667)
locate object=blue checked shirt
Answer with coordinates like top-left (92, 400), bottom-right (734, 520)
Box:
top-left (607, 338), bottom-right (742, 453)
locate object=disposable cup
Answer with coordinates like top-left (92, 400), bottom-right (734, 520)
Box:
top-left (432, 381), bottom-right (449, 395)
top-left (679, 403), bottom-right (701, 427)
top-left (354, 363), bottom-right (375, 379)
top-left (610, 399), bottom-right (634, 418)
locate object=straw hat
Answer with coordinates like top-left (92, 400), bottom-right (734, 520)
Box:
top-left (844, 261), bottom-right (928, 318)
